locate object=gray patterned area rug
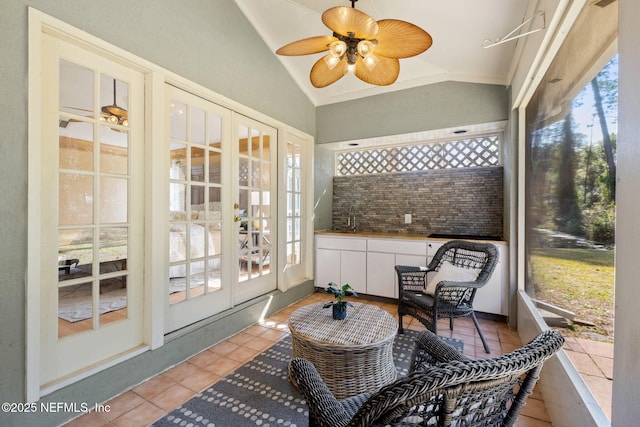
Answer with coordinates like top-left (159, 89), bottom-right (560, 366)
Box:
top-left (152, 330), bottom-right (463, 427)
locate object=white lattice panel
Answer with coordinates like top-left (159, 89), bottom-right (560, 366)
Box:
top-left (337, 135), bottom-right (500, 176)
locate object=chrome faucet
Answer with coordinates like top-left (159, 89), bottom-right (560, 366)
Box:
top-left (347, 206), bottom-right (357, 232)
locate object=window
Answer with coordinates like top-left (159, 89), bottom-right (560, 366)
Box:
top-left (286, 141), bottom-right (302, 267)
top-left (524, 43), bottom-right (617, 423)
top-left (336, 135), bottom-right (500, 176)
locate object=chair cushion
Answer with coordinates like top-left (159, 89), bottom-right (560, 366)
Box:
top-left (401, 290), bottom-right (435, 308)
top-left (426, 261), bottom-right (481, 294)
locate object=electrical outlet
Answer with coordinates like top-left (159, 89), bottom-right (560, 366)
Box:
top-left (405, 214), bottom-right (412, 224)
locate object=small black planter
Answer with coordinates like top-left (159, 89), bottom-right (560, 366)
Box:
top-left (332, 304), bottom-right (347, 320)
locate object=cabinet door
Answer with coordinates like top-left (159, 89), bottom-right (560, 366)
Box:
top-left (427, 241), bottom-right (444, 264)
top-left (366, 252), bottom-right (396, 298)
top-left (340, 251), bottom-right (367, 294)
top-left (473, 244), bottom-right (507, 315)
top-left (316, 248), bottom-right (341, 288)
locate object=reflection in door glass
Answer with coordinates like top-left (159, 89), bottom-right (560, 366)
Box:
top-left (59, 120), bottom-right (94, 171)
top-left (100, 176), bottom-right (128, 223)
top-left (59, 173), bottom-right (94, 225)
top-left (57, 62), bottom-right (131, 340)
top-left (99, 227), bottom-right (128, 264)
top-left (58, 282), bottom-right (93, 339)
top-left (168, 99), bottom-right (224, 305)
top-left (98, 277), bottom-right (128, 327)
top-left (100, 125), bottom-right (129, 175)
top-left (58, 228), bottom-right (94, 282)
top-left (238, 126), bottom-right (272, 282)
top-left (59, 60), bottom-right (93, 117)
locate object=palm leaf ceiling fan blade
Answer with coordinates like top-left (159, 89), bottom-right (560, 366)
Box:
top-left (354, 56), bottom-right (400, 86)
top-left (310, 55), bottom-right (348, 88)
top-left (374, 20), bottom-right (433, 58)
top-left (276, 35), bottom-right (337, 56)
top-left (322, 6), bottom-right (378, 39)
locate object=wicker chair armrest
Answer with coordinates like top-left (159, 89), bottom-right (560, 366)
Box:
top-left (409, 329), bottom-right (468, 372)
top-left (289, 358), bottom-right (353, 427)
top-left (395, 265), bottom-right (432, 292)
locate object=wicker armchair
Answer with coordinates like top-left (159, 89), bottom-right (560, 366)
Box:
top-left (396, 240), bottom-right (499, 353)
top-left (289, 329), bottom-right (564, 427)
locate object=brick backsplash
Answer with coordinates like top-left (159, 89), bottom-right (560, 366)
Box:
top-left (332, 167), bottom-right (503, 237)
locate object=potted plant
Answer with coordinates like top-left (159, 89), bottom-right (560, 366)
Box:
top-left (323, 282), bottom-right (358, 319)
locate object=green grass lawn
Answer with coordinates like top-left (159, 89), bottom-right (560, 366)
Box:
top-left (530, 248), bottom-right (615, 340)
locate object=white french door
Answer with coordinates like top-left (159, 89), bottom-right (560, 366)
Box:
top-left (39, 35), bottom-right (145, 389)
top-left (165, 86), bottom-right (232, 332)
top-left (233, 116), bottom-right (278, 303)
top-left (164, 93), bottom-right (278, 330)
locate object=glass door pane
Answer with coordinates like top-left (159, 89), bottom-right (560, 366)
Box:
top-left (234, 117), bottom-right (277, 302)
top-left (57, 62), bottom-right (131, 339)
top-left (166, 86), bottom-right (231, 333)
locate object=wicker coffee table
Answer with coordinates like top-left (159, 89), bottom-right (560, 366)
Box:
top-left (288, 302), bottom-right (398, 399)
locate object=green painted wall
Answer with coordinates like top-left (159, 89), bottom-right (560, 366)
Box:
top-left (316, 81), bottom-right (509, 144)
top-left (0, 1), bottom-right (314, 425)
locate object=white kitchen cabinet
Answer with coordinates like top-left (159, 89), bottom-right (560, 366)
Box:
top-left (427, 240), bottom-right (444, 264)
top-left (315, 236), bottom-right (367, 294)
top-left (366, 252), bottom-right (396, 298)
top-left (340, 250), bottom-right (367, 294)
top-left (366, 239), bottom-right (427, 298)
top-left (315, 248), bottom-right (341, 289)
top-left (471, 242), bottom-right (508, 316)
top-left (315, 234), bottom-right (508, 317)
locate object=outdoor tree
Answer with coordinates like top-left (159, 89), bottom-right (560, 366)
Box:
top-left (554, 109), bottom-right (583, 235)
top-left (591, 73), bottom-right (616, 200)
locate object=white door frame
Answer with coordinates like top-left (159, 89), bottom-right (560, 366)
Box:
top-left (27, 9), bottom-right (158, 400)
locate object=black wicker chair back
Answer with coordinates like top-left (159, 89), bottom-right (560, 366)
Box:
top-left (289, 329), bottom-right (564, 427)
top-left (396, 240), bottom-right (499, 353)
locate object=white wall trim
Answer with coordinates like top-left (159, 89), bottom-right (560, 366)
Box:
top-left (26, 7), bottom-right (44, 403)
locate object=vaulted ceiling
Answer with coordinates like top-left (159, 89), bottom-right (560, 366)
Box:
top-left (234, 0), bottom-right (534, 106)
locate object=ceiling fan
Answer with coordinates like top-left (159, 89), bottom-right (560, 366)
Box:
top-left (100, 79), bottom-right (128, 126)
top-left (62, 78), bottom-right (128, 128)
top-left (276, 0), bottom-right (432, 88)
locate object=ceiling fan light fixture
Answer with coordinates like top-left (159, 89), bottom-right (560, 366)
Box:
top-left (357, 39), bottom-right (376, 57)
top-left (363, 54), bottom-right (379, 71)
top-left (329, 40), bottom-right (347, 58)
top-left (324, 54), bottom-right (342, 70)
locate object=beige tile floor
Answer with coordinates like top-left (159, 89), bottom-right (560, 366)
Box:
top-left (563, 336), bottom-right (613, 420)
top-left (63, 292), bottom-right (603, 427)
